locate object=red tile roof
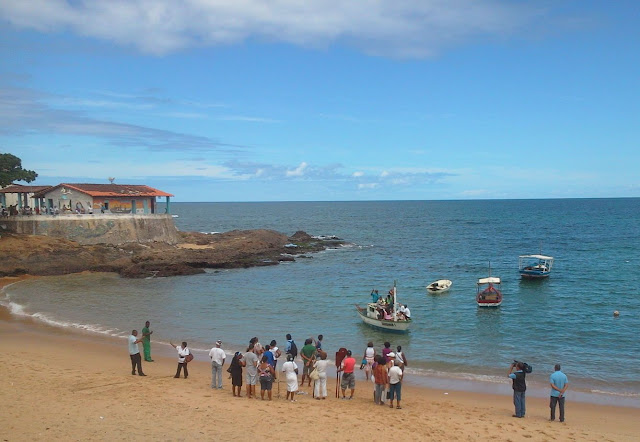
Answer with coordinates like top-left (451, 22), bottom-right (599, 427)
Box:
top-left (33, 183), bottom-right (173, 198)
top-left (0, 184), bottom-right (53, 194)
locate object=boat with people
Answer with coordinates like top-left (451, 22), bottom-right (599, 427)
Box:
top-left (519, 254), bottom-right (554, 278)
top-left (355, 282), bottom-right (411, 332)
top-left (476, 263), bottom-right (502, 307)
top-left (476, 277), bottom-right (502, 307)
top-left (426, 279), bottom-right (452, 293)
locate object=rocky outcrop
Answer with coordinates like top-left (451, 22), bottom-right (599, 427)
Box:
top-left (0, 229), bottom-right (345, 278)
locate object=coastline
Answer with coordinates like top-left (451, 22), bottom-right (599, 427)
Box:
top-left (1, 276), bottom-right (638, 441)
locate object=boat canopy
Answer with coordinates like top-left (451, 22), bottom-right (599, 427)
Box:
top-left (478, 277), bottom-right (501, 284)
top-left (519, 254), bottom-right (553, 260)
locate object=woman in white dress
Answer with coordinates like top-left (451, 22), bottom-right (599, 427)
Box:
top-left (313, 351), bottom-right (329, 399)
top-left (282, 354), bottom-right (299, 402)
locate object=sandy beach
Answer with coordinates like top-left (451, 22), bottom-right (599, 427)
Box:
top-left (1, 276), bottom-right (638, 441)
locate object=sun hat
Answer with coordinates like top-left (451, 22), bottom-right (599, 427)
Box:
top-left (387, 352), bottom-right (396, 358)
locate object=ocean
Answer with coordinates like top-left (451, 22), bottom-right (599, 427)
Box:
top-left (3, 199), bottom-right (639, 406)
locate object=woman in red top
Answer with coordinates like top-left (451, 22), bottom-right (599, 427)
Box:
top-left (373, 355), bottom-right (389, 405)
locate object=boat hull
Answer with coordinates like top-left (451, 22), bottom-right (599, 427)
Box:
top-left (427, 279), bottom-right (452, 293)
top-left (356, 307), bottom-right (411, 332)
top-left (476, 282), bottom-right (502, 307)
top-left (477, 299), bottom-right (502, 307)
top-left (519, 270), bottom-right (550, 279)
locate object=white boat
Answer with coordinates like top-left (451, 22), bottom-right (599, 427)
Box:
top-left (355, 282), bottom-right (411, 332)
top-left (426, 279), bottom-right (452, 293)
top-left (519, 254), bottom-right (554, 278)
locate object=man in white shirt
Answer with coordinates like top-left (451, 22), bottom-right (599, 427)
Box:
top-left (388, 357), bottom-right (404, 409)
top-left (209, 340), bottom-right (226, 389)
top-left (128, 330), bottom-right (146, 376)
top-left (170, 341), bottom-right (190, 379)
top-left (403, 305), bottom-right (411, 319)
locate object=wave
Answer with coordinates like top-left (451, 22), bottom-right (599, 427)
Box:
top-left (404, 366), bottom-right (505, 385)
top-left (0, 296), bottom-right (126, 338)
top-left (589, 389), bottom-right (640, 398)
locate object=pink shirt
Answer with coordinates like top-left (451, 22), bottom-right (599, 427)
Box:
top-left (342, 357), bottom-right (356, 374)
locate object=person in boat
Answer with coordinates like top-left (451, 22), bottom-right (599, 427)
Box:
top-left (397, 304), bottom-right (407, 320)
top-left (370, 289), bottom-right (379, 303)
top-left (403, 305), bottom-right (411, 320)
top-left (383, 307), bottom-right (394, 321)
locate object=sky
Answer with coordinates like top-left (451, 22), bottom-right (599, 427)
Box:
top-left (1, 0), bottom-right (638, 202)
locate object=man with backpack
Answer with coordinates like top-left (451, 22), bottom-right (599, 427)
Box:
top-left (509, 361), bottom-right (527, 418)
top-left (285, 334), bottom-right (298, 359)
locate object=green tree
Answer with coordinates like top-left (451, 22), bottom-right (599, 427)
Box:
top-left (0, 153), bottom-right (38, 187)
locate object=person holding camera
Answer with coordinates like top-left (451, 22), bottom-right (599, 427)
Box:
top-left (509, 361), bottom-right (527, 418)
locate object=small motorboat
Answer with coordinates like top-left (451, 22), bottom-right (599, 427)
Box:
top-left (477, 262), bottom-right (502, 307)
top-left (426, 279), bottom-right (452, 293)
top-left (519, 254), bottom-right (554, 278)
top-left (355, 281), bottom-right (411, 332)
top-left (476, 277), bottom-right (503, 307)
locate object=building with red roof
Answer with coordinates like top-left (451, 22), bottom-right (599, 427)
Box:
top-left (30, 183), bottom-right (174, 214)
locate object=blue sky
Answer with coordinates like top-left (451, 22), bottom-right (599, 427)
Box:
top-left (1, 0), bottom-right (638, 201)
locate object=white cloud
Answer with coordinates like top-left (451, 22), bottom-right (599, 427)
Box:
top-left (352, 171), bottom-right (364, 177)
top-left (380, 171), bottom-right (389, 177)
top-left (0, 0), bottom-right (543, 57)
top-left (286, 162), bottom-right (308, 177)
top-left (358, 183), bottom-right (379, 189)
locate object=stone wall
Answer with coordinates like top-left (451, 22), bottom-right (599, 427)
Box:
top-left (0, 214), bottom-right (178, 245)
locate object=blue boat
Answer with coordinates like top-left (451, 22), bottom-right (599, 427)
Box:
top-left (518, 254), bottom-right (554, 278)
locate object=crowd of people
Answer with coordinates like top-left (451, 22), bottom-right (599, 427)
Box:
top-left (128, 321), bottom-right (569, 420)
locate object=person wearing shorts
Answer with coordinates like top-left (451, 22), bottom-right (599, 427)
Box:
top-left (244, 343), bottom-right (259, 399)
top-left (340, 350), bottom-right (356, 399)
top-left (258, 356), bottom-right (275, 400)
top-left (388, 360), bottom-right (404, 409)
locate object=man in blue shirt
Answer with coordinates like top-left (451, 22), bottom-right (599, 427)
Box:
top-left (264, 345), bottom-right (275, 367)
top-left (508, 362), bottom-right (526, 418)
top-left (550, 364), bottom-right (569, 422)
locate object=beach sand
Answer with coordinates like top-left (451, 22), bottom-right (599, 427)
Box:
top-left (1, 276), bottom-right (638, 441)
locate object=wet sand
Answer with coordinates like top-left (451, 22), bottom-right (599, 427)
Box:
top-left (1, 276), bottom-right (638, 441)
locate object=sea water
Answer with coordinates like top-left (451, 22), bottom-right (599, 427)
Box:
top-left (3, 199), bottom-right (639, 405)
